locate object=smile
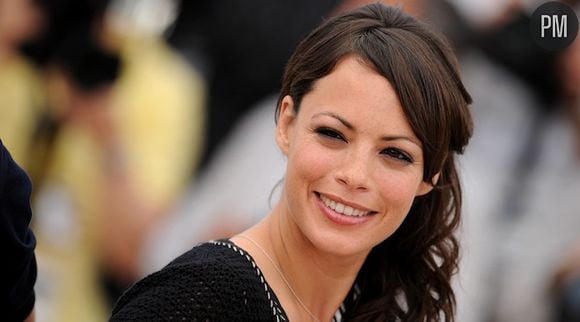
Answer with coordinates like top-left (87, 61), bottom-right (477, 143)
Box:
top-left (315, 192), bottom-right (376, 226)
top-left (319, 194), bottom-right (372, 217)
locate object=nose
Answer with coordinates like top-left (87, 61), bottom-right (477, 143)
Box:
top-left (334, 149), bottom-right (370, 191)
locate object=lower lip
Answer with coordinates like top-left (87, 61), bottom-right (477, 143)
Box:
top-left (315, 193), bottom-right (375, 226)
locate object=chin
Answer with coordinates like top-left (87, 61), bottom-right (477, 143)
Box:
top-left (304, 226), bottom-right (380, 258)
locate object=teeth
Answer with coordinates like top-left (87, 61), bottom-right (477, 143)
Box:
top-left (344, 206), bottom-right (354, 216)
top-left (320, 195), bottom-right (371, 217)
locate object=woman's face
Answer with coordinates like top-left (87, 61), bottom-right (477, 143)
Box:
top-left (276, 55), bottom-right (436, 257)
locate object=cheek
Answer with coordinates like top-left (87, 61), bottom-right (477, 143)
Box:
top-left (375, 168), bottom-right (423, 214)
top-left (287, 136), bottom-right (338, 186)
top-left (373, 171), bottom-right (422, 240)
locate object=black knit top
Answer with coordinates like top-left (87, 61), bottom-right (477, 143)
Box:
top-left (0, 141), bottom-right (37, 322)
top-left (111, 240), bottom-right (354, 321)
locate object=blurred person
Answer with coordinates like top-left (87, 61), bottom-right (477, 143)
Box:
top-left (0, 0), bottom-right (46, 171)
top-left (0, 140), bottom-right (37, 322)
top-left (112, 4), bottom-right (473, 321)
top-left (21, 0), bottom-right (206, 321)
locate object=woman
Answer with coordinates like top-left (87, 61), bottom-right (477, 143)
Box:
top-left (111, 3), bottom-right (473, 321)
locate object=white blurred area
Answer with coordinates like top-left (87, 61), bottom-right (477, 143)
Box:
top-left (450, 0), bottom-right (515, 26)
top-left (106, 0), bottom-right (180, 37)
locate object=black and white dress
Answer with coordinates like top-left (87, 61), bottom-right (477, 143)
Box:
top-left (111, 240), bottom-right (356, 321)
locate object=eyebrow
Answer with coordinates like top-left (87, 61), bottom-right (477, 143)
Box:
top-left (312, 112), bottom-right (354, 129)
top-left (311, 112), bottom-right (422, 147)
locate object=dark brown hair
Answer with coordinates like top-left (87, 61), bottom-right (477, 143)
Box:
top-left (276, 4), bottom-right (473, 321)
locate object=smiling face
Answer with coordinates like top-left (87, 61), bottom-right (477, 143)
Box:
top-left (276, 55), bottom-right (437, 257)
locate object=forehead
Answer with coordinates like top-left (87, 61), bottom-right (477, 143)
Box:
top-left (300, 55), bottom-right (417, 139)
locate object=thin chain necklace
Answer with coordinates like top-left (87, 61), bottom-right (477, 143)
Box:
top-left (237, 234), bottom-right (322, 322)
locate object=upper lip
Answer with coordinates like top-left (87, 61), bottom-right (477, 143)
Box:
top-left (317, 192), bottom-right (376, 213)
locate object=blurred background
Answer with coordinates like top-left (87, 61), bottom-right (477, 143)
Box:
top-left (0, 0), bottom-right (578, 321)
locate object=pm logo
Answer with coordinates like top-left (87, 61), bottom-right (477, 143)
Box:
top-left (541, 14), bottom-right (568, 38)
top-left (531, 1), bottom-right (578, 51)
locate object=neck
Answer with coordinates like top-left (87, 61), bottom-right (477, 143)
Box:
top-left (234, 200), bottom-right (368, 321)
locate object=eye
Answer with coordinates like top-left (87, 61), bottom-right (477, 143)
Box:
top-left (381, 148), bottom-right (413, 163)
top-left (315, 127), bottom-right (346, 142)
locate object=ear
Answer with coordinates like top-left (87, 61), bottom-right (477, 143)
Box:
top-left (276, 95), bottom-right (296, 155)
top-left (416, 172), bottom-right (441, 196)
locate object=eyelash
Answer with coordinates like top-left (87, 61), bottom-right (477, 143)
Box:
top-left (315, 127), bottom-right (345, 141)
top-left (380, 148), bottom-right (413, 163)
top-left (314, 127), bottom-right (414, 163)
